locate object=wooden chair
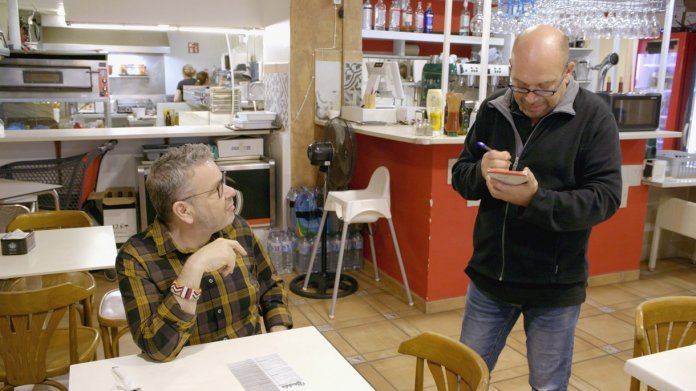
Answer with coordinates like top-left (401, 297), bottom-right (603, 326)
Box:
top-left (6, 210), bottom-right (94, 231)
top-left (4, 210), bottom-right (96, 327)
top-left (398, 331), bottom-right (489, 391)
top-left (0, 282), bottom-right (100, 391)
top-left (629, 296), bottom-right (696, 391)
top-left (97, 288), bottom-right (130, 358)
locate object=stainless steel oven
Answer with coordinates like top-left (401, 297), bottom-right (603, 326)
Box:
top-left (0, 51), bottom-right (109, 97)
top-left (136, 157), bottom-right (276, 230)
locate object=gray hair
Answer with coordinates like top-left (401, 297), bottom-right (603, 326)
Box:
top-left (146, 143), bottom-right (214, 223)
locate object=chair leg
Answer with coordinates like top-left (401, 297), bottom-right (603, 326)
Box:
top-left (387, 218), bottom-right (414, 306)
top-left (303, 209), bottom-right (329, 290)
top-left (329, 222), bottom-right (350, 319)
top-left (367, 223), bottom-right (379, 281)
top-left (101, 325), bottom-right (113, 359)
top-left (649, 227), bottom-right (661, 271)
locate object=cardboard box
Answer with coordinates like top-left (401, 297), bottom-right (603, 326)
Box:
top-left (1, 230), bottom-right (35, 255)
top-left (217, 137), bottom-right (264, 158)
top-left (101, 187), bottom-right (137, 243)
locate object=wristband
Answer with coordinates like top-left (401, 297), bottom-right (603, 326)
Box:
top-left (170, 280), bottom-right (202, 301)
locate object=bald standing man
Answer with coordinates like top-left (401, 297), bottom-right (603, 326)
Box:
top-left (451, 25), bottom-right (622, 390)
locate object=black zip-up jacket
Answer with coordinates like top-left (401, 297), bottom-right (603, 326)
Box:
top-left (452, 79), bottom-right (622, 287)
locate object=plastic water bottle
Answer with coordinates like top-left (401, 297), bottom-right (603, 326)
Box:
top-left (352, 232), bottom-right (364, 270)
top-left (280, 232), bottom-right (294, 275)
top-left (267, 232), bottom-right (283, 274)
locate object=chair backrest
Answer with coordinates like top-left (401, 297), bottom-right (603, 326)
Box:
top-left (6, 210), bottom-right (94, 231)
top-left (0, 204), bottom-right (31, 233)
top-left (365, 166), bottom-right (390, 201)
top-left (0, 282), bottom-right (93, 387)
top-left (398, 331), bottom-right (490, 391)
top-left (634, 296), bottom-right (696, 355)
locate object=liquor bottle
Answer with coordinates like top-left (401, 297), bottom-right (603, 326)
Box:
top-left (389, 0), bottom-right (401, 31)
top-left (618, 76), bottom-right (624, 93)
top-left (606, 76), bottom-right (612, 92)
top-left (414, 1), bottom-right (424, 33)
top-left (424, 2), bottom-right (434, 33)
top-left (374, 0), bottom-right (387, 30)
top-left (459, 0), bottom-right (470, 35)
top-left (401, 0), bottom-right (413, 32)
top-left (362, 0), bottom-right (373, 30)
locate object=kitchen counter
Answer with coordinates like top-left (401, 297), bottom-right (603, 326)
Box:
top-left (0, 125), bottom-right (272, 143)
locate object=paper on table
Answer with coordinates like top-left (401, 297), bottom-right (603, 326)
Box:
top-left (2, 229), bottom-right (29, 239)
top-left (228, 353), bottom-right (305, 390)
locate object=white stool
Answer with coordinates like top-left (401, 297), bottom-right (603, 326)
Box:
top-left (303, 166), bottom-right (414, 319)
top-left (649, 198), bottom-right (696, 271)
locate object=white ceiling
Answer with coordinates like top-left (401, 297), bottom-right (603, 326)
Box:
top-left (1, 0), bottom-right (289, 28)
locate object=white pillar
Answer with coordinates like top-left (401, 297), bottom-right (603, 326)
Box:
top-left (7, 0), bottom-right (21, 50)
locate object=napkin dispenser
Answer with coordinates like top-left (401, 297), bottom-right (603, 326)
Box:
top-left (1, 230), bottom-right (35, 255)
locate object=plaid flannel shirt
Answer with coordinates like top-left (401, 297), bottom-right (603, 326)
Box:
top-left (116, 217), bottom-right (292, 362)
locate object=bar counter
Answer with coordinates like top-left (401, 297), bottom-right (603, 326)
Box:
top-left (345, 123), bottom-right (681, 312)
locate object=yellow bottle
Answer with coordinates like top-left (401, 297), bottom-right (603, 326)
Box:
top-left (426, 89), bottom-right (443, 136)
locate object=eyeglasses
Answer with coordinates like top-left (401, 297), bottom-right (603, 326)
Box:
top-left (180, 173), bottom-right (224, 201)
top-left (508, 71), bottom-right (567, 97)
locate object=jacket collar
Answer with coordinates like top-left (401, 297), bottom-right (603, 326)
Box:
top-left (489, 77), bottom-right (580, 118)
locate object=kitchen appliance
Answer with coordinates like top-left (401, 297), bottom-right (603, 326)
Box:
top-left (0, 51), bottom-right (109, 98)
top-left (597, 92), bottom-right (661, 132)
top-left (115, 98), bottom-right (154, 114)
top-left (136, 156), bottom-right (275, 229)
top-left (634, 32), bottom-right (696, 150)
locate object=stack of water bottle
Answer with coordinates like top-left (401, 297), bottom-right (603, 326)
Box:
top-left (266, 229), bottom-right (365, 276)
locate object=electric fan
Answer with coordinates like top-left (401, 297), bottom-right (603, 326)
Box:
top-left (290, 117), bottom-right (359, 299)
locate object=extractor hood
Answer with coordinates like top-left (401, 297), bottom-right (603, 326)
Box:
top-left (40, 26), bottom-right (170, 54)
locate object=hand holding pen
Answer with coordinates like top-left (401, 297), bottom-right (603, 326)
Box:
top-left (477, 141), bottom-right (512, 175)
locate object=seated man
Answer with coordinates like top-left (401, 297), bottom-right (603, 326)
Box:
top-left (116, 143), bottom-right (292, 362)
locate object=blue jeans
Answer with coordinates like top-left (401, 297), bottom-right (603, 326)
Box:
top-left (460, 282), bottom-right (581, 391)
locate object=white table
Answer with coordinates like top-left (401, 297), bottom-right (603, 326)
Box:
top-left (624, 344), bottom-right (696, 391)
top-left (0, 226), bottom-right (117, 279)
top-left (69, 326), bottom-right (374, 391)
top-left (0, 178), bottom-right (61, 210)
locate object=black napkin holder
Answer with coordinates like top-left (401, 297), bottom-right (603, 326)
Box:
top-left (1, 231), bottom-right (36, 255)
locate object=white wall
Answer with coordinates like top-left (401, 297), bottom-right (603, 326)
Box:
top-left (263, 20), bottom-right (290, 64)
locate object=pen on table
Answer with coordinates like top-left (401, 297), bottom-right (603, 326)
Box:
top-left (477, 141), bottom-right (493, 152)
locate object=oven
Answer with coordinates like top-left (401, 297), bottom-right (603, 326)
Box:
top-left (136, 157), bottom-right (276, 230)
top-left (0, 52), bottom-right (109, 97)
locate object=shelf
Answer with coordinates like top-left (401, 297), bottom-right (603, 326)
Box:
top-left (363, 53), bottom-right (430, 60)
top-left (362, 29), bottom-right (505, 46)
top-left (109, 75), bottom-right (149, 79)
top-left (569, 48), bottom-right (593, 58)
top-left (0, 47), bottom-right (9, 57)
top-left (0, 97), bottom-right (110, 103)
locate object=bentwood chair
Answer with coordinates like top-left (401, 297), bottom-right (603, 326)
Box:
top-left (303, 166), bottom-right (413, 319)
top-left (398, 332), bottom-right (490, 391)
top-left (4, 210), bottom-right (97, 327)
top-left (97, 288), bottom-right (130, 358)
top-left (629, 296), bottom-right (696, 391)
top-left (0, 204), bottom-right (30, 233)
top-left (0, 282), bottom-right (100, 391)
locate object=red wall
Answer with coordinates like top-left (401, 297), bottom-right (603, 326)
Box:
top-left (353, 134), bottom-right (645, 302)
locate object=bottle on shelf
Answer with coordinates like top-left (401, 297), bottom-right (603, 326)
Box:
top-left (470, 0), bottom-right (483, 36)
top-left (606, 76), bottom-right (612, 92)
top-left (389, 0), bottom-right (401, 31)
top-left (424, 2), bottom-right (434, 33)
top-left (374, 0), bottom-right (387, 30)
top-left (414, 1), bottom-right (425, 33)
top-left (362, 0), bottom-right (373, 30)
top-left (618, 76), bottom-right (624, 93)
top-left (426, 88), bottom-right (444, 136)
top-left (459, 0), bottom-right (470, 36)
top-left (401, 0), bottom-right (413, 32)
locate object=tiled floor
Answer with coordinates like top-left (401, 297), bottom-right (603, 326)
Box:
top-left (26, 256), bottom-right (696, 390)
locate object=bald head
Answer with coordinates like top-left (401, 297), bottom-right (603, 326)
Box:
top-left (512, 25), bottom-right (570, 73)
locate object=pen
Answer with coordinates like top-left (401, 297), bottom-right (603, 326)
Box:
top-left (477, 141), bottom-right (493, 152)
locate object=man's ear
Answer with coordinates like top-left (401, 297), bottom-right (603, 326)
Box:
top-left (172, 200), bottom-right (194, 224)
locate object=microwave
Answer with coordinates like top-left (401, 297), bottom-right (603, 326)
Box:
top-left (597, 92), bottom-right (661, 132)
top-left (136, 157), bottom-right (276, 230)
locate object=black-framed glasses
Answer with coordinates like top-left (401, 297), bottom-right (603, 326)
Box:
top-left (508, 71), bottom-right (567, 97)
top-left (180, 173), bottom-right (224, 201)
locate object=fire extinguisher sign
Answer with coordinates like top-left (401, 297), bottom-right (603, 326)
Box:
top-left (188, 42), bottom-right (199, 54)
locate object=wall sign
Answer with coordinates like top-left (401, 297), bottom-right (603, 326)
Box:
top-left (188, 42), bottom-right (199, 54)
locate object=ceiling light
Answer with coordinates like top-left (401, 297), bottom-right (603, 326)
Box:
top-left (66, 23), bottom-right (177, 31)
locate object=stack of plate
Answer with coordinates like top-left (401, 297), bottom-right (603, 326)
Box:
top-left (230, 111), bottom-right (277, 129)
top-left (209, 87), bottom-right (239, 114)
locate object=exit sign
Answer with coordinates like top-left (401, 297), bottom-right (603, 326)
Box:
top-left (188, 42), bottom-right (199, 54)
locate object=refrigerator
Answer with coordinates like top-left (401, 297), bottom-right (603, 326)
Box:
top-left (633, 32), bottom-right (696, 151)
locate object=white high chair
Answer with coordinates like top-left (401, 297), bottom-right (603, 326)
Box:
top-left (303, 166), bottom-right (414, 319)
